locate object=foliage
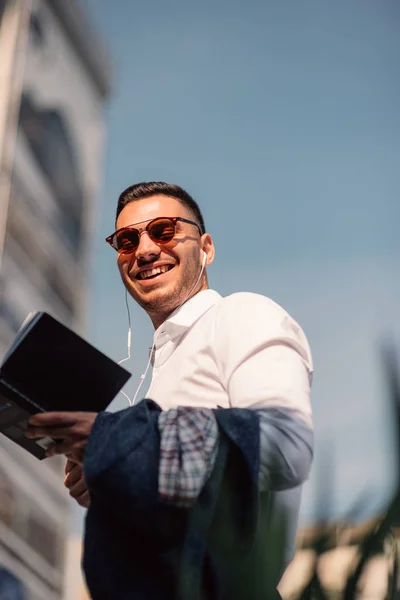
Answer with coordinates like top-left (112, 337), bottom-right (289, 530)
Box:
top-left (293, 344), bottom-right (400, 600)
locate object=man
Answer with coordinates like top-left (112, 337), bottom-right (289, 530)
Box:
top-left (26, 182), bottom-right (313, 599)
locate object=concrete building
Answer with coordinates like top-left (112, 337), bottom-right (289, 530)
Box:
top-left (0, 0), bottom-right (111, 598)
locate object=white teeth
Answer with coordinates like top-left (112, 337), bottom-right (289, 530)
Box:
top-left (139, 265), bottom-right (172, 280)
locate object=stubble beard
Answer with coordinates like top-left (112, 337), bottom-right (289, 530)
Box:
top-left (128, 265), bottom-right (200, 322)
top-left (131, 284), bottom-right (181, 317)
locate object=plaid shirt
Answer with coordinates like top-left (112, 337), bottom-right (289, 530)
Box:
top-left (158, 407), bottom-right (219, 508)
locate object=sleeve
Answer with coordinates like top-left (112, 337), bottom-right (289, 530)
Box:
top-left (83, 399), bottom-right (187, 542)
top-left (213, 293), bottom-right (314, 491)
top-left (157, 407), bottom-right (220, 508)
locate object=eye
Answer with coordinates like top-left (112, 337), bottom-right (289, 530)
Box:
top-left (150, 220), bottom-right (175, 241)
top-left (117, 230), bottom-right (139, 250)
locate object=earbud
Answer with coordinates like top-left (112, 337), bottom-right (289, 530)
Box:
top-left (202, 251), bottom-right (207, 268)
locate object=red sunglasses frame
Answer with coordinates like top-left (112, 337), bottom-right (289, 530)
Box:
top-left (105, 216), bottom-right (202, 255)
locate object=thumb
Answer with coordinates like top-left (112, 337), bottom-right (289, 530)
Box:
top-left (65, 457), bottom-right (77, 475)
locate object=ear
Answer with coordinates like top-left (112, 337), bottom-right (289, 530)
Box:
top-left (201, 233), bottom-right (215, 267)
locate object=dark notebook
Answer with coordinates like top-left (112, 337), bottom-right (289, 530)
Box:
top-left (0, 312), bottom-right (131, 459)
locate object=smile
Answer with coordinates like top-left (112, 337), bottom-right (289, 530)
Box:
top-left (137, 264), bottom-right (174, 280)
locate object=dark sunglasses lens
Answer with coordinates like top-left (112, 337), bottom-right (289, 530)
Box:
top-left (148, 219), bottom-right (176, 243)
top-left (115, 229), bottom-right (140, 253)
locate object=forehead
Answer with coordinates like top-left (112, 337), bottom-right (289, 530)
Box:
top-left (116, 195), bottom-right (192, 229)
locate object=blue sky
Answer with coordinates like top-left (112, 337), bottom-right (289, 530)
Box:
top-left (83, 0), bottom-right (400, 525)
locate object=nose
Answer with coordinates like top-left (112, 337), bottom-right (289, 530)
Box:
top-left (135, 230), bottom-right (161, 262)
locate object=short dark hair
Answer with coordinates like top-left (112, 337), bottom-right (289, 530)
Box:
top-left (116, 181), bottom-right (206, 234)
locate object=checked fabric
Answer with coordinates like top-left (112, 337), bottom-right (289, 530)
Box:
top-left (158, 407), bottom-right (220, 508)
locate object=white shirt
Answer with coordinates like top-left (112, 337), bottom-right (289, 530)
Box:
top-left (147, 289), bottom-right (312, 427)
top-left (146, 289), bottom-right (313, 567)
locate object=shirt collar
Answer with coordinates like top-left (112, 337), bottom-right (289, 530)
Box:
top-left (153, 289), bottom-right (222, 345)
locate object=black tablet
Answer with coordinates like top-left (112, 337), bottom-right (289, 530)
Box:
top-left (0, 312), bottom-right (131, 459)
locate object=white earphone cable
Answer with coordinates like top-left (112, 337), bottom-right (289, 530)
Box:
top-left (117, 290), bottom-right (133, 405)
top-left (119, 250), bottom-right (207, 407)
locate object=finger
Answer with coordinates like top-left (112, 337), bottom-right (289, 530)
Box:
top-left (25, 426), bottom-right (77, 440)
top-left (46, 439), bottom-right (75, 457)
top-left (29, 412), bottom-right (80, 427)
top-left (76, 491), bottom-right (90, 508)
top-left (68, 478), bottom-right (87, 499)
top-left (48, 443), bottom-right (86, 465)
top-left (64, 464), bottom-right (83, 488)
top-left (65, 458), bottom-right (76, 475)
top-left (64, 464), bottom-right (83, 487)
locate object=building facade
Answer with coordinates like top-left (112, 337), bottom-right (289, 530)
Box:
top-left (0, 1), bottom-right (111, 598)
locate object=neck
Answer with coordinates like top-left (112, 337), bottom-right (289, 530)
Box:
top-left (149, 281), bottom-right (209, 329)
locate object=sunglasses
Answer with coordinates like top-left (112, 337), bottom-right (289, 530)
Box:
top-left (106, 216), bottom-right (202, 255)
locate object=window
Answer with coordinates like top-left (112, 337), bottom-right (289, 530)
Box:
top-left (25, 510), bottom-right (64, 568)
top-left (44, 263), bottom-right (75, 316)
top-left (0, 567), bottom-right (28, 600)
top-left (0, 0), bottom-right (7, 27)
top-left (4, 207), bottom-right (41, 280)
top-left (0, 466), bottom-right (65, 571)
top-left (0, 469), bottom-right (14, 528)
top-left (18, 92), bottom-right (84, 255)
top-left (0, 296), bottom-right (23, 334)
top-left (29, 11), bottom-right (45, 49)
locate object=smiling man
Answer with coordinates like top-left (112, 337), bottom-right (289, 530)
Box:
top-left (26, 182), bottom-right (313, 600)
top-left (112, 187), bottom-right (214, 328)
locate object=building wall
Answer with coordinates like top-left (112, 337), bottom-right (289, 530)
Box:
top-left (0, 0), bottom-right (108, 348)
top-left (0, 0), bottom-right (110, 597)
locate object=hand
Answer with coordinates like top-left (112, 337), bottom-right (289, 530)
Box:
top-left (64, 458), bottom-right (90, 508)
top-left (25, 411), bottom-right (98, 464)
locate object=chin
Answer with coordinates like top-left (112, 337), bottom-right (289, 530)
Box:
top-left (132, 286), bottom-right (177, 313)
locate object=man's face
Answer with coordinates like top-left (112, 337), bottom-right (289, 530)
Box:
top-left (115, 195), bottom-right (213, 327)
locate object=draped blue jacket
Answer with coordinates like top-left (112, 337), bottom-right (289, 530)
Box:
top-left (83, 399), bottom-right (299, 600)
